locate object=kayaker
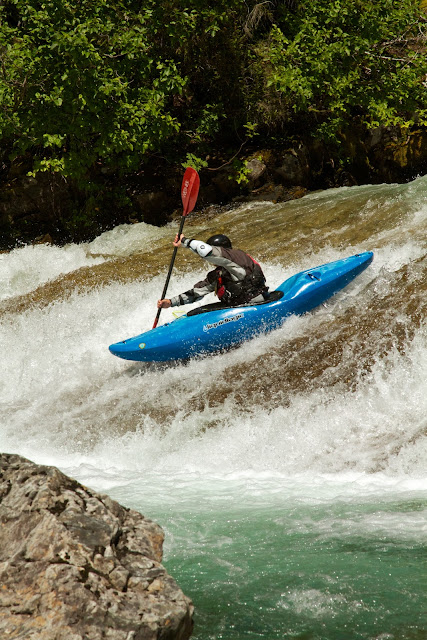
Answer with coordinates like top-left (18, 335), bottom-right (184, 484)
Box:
top-left (157, 233), bottom-right (269, 309)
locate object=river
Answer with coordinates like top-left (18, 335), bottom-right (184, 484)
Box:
top-left (1, 176), bottom-right (426, 639)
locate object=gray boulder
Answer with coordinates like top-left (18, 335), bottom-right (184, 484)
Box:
top-left (275, 147), bottom-right (310, 186)
top-left (0, 454), bottom-right (194, 640)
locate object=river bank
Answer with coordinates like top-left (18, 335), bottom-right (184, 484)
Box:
top-left (1, 125), bottom-right (426, 250)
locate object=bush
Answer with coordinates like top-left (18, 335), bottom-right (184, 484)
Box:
top-left (0, 0), bottom-right (425, 183)
top-left (251, 0), bottom-right (427, 140)
top-left (0, 0), bottom-right (190, 178)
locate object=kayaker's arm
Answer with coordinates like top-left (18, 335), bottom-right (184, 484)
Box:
top-left (169, 273), bottom-right (216, 307)
top-left (179, 235), bottom-right (246, 282)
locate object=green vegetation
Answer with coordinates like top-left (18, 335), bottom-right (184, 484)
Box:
top-left (252, 0), bottom-right (427, 141)
top-left (0, 0), bottom-right (426, 180)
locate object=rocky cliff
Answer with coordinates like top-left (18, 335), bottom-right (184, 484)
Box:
top-left (0, 454), bottom-right (194, 640)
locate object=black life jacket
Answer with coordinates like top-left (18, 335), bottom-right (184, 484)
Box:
top-left (214, 252), bottom-right (267, 305)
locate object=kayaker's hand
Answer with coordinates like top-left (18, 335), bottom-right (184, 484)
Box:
top-left (173, 233), bottom-right (184, 247)
top-left (157, 299), bottom-right (172, 309)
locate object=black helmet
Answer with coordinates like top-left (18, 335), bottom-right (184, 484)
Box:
top-left (206, 234), bottom-right (232, 249)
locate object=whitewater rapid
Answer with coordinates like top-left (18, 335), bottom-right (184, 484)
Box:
top-left (1, 177), bottom-right (426, 640)
top-left (1, 183), bottom-right (426, 485)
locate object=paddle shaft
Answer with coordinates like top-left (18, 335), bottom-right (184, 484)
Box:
top-left (152, 215), bottom-right (186, 329)
top-left (152, 167), bottom-right (200, 329)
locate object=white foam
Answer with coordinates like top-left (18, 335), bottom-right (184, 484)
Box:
top-left (0, 243), bottom-right (105, 301)
top-left (87, 221), bottom-right (167, 257)
top-left (2, 260), bottom-right (425, 486)
top-left (1, 180), bottom-right (426, 505)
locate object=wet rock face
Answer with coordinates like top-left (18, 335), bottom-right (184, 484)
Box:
top-left (0, 454), bottom-right (194, 640)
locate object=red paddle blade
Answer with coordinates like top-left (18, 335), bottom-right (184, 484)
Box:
top-left (181, 167), bottom-right (200, 216)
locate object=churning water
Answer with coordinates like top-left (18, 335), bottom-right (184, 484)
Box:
top-left (1, 176), bottom-right (426, 639)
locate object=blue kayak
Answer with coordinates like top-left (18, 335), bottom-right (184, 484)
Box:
top-left (109, 251), bottom-right (373, 362)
